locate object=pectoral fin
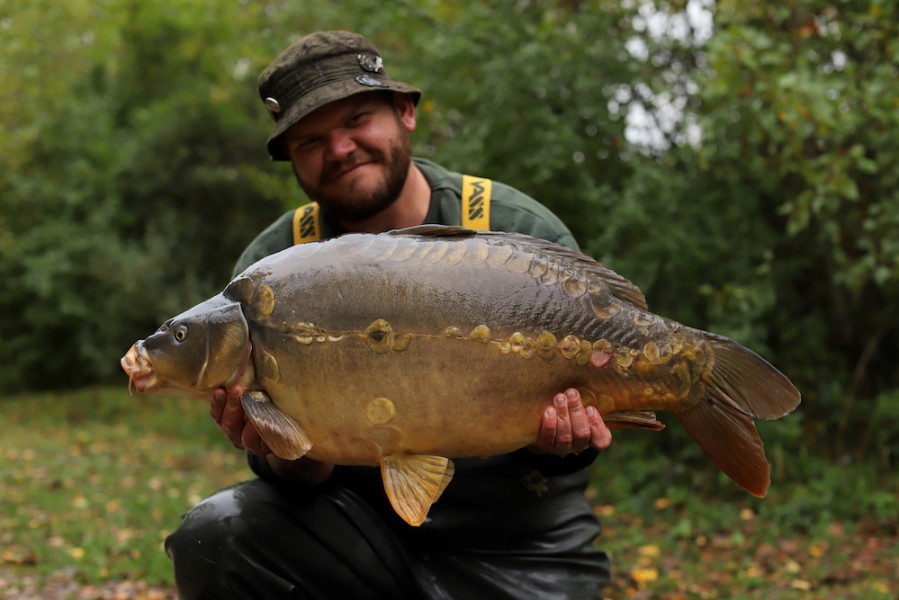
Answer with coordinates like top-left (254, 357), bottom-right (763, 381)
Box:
top-left (240, 391), bottom-right (312, 460)
top-left (380, 454), bottom-right (455, 527)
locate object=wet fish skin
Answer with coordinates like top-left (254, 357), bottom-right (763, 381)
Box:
top-left (121, 225), bottom-right (800, 526)
top-left (121, 295), bottom-right (252, 399)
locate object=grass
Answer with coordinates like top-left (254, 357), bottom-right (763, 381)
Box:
top-left (1, 387), bottom-right (897, 598)
top-left (1, 387), bottom-right (245, 597)
top-left (589, 420), bottom-right (899, 599)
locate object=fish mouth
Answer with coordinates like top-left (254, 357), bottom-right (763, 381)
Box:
top-left (120, 342), bottom-right (158, 394)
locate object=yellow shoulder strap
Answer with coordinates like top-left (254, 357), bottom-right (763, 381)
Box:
top-left (461, 175), bottom-right (492, 231)
top-left (293, 178), bottom-right (492, 243)
top-left (292, 202), bottom-right (321, 245)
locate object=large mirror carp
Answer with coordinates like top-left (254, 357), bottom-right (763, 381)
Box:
top-left (121, 225), bottom-right (800, 526)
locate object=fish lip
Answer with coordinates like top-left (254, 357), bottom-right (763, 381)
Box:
top-left (120, 343), bottom-right (157, 394)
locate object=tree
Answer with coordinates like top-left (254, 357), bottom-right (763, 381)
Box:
top-left (2, 0), bottom-right (895, 473)
top-left (591, 0), bottom-right (899, 466)
top-left (0, 1), bottom-right (290, 388)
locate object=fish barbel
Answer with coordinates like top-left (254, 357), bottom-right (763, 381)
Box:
top-left (121, 225), bottom-right (800, 526)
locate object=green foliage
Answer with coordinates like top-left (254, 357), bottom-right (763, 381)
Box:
top-left (403, 1), bottom-right (640, 239)
top-left (0, 0), bottom-right (647, 390)
top-left (0, 0), bottom-right (895, 474)
top-left (0, 0), bottom-right (291, 389)
top-left (690, 0), bottom-right (899, 459)
top-left (580, 0), bottom-right (899, 467)
top-left (3, 3), bottom-right (896, 596)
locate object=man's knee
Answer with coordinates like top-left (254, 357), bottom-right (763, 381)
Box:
top-left (164, 483), bottom-right (262, 599)
top-left (165, 482), bottom-right (242, 561)
top-left (164, 478), bottom-right (414, 599)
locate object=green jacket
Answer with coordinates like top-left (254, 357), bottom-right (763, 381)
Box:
top-left (233, 158), bottom-right (579, 276)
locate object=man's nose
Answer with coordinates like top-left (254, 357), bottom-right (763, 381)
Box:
top-left (325, 130), bottom-right (356, 160)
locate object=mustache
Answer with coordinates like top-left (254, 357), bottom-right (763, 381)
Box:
top-left (321, 152), bottom-right (379, 184)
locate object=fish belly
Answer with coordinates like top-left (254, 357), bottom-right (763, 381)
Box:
top-left (259, 335), bottom-right (564, 464)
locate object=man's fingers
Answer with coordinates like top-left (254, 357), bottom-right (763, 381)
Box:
top-left (210, 386), bottom-right (265, 452)
top-left (587, 405), bottom-right (612, 451)
top-left (220, 391), bottom-right (247, 448)
top-left (533, 406), bottom-right (558, 451)
top-left (241, 424), bottom-right (271, 456)
top-left (531, 389), bottom-right (610, 456)
top-left (210, 388), bottom-right (227, 424)
top-left (566, 389), bottom-right (591, 452)
top-left (553, 392), bottom-right (572, 452)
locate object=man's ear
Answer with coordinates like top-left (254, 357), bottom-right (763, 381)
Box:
top-left (393, 92), bottom-right (417, 132)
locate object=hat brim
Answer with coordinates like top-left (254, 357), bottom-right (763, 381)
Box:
top-left (266, 78), bottom-right (421, 161)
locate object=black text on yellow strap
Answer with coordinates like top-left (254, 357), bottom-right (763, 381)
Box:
top-left (461, 175), bottom-right (492, 231)
top-left (293, 202), bottom-right (321, 245)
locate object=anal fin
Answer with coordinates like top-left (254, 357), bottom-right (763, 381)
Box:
top-left (240, 391), bottom-right (312, 460)
top-left (603, 410), bottom-right (666, 431)
top-left (380, 454), bottom-right (455, 527)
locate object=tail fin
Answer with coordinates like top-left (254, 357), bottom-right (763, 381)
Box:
top-left (676, 336), bottom-right (801, 497)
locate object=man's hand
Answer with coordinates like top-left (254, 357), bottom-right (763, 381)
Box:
top-left (210, 386), bottom-right (271, 456)
top-left (530, 388), bottom-right (612, 456)
top-left (210, 387), bottom-right (334, 484)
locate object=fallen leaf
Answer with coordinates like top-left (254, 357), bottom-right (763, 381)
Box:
top-left (631, 566), bottom-right (659, 585)
top-left (1, 547), bottom-right (38, 565)
top-left (791, 579), bottom-right (812, 591)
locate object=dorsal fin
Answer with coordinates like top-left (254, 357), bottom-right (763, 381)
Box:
top-left (388, 224), bottom-right (476, 237)
top-left (388, 225), bottom-right (648, 310)
top-left (223, 276), bottom-right (255, 304)
top-left (581, 261), bottom-right (648, 310)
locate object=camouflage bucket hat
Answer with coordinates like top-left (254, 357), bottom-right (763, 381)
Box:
top-left (258, 31), bottom-right (421, 161)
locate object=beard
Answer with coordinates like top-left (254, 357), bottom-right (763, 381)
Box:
top-left (293, 132), bottom-right (412, 224)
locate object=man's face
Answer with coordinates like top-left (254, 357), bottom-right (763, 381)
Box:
top-left (283, 92), bottom-right (416, 223)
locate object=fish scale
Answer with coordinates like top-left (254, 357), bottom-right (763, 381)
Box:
top-left (121, 225), bottom-right (800, 527)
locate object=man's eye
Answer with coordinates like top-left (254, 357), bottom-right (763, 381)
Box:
top-left (294, 137), bottom-right (319, 151)
top-left (347, 112), bottom-right (369, 126)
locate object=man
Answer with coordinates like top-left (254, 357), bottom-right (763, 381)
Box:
top-left (165, 31), bottom-right (612, 599)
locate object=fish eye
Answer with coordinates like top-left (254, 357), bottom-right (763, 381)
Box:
top-left (173, 325), bottom-right (189, 342)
